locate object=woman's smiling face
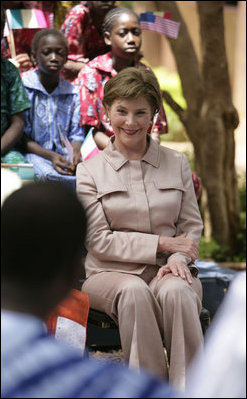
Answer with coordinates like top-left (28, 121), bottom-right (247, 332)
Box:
top-left (106, 96), bottom-right (152, 153)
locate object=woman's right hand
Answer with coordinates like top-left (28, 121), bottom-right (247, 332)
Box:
top-left (158, 233), bottom-right (199, 261)
top-left (51, 153), bottom-right (75, 175)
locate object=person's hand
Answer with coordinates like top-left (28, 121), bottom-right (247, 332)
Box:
top-left (157, 261), bottom-right (193, 284)
top-left (73, 148), bottom-right (82, 167)
top-left (51, 152), bottom-right (75, 175)
top-left (93, 130), bottom-right (110, 150)
top-left (158, 233), bottom-right (199, 261)
top-left (14, 53), bottom-right (33, 71)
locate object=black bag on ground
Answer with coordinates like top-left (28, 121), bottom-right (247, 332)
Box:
top-left (196, 260), bottom-right (238, 320)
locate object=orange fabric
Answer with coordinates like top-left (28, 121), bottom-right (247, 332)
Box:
top-left (46, 289), bottom-right (89, 335)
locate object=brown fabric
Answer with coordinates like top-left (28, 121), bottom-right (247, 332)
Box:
top-left (76, 138), bottom-right (203, 278)
top-left (82, 266), bottom-right (203, 388)
top-left (77, 137), bottom-right (204, 388)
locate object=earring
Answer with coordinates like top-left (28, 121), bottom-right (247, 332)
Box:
top-left (150, 120), bottom-right (153, 125)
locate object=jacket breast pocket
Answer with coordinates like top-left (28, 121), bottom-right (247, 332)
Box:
top-left (153, 181), bottom-right (185, 223)
top-left (97, 186), bottom-right (129, 229)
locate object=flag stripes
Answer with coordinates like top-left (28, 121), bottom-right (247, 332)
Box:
top-left (140, 13), bottom-right (180, 39)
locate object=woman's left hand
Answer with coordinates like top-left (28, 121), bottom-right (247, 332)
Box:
top-left (157, 261), bottom-right (193, 285)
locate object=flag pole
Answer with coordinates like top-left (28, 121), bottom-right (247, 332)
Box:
top-left (6, 10), bottom-right (16, 59)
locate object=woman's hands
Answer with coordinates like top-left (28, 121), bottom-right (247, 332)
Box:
top-left (157, 261), bottom-right (193, 284)
top-left (158, 233), bottom-right (198, 261)
top-left (156, 233), bottom-right (198, 284)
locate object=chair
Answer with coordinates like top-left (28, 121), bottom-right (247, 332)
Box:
top-left (87, 307), bottom-right (210, 348)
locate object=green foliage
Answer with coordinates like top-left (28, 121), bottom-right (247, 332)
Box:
top-left (234, 212), bottom-right (246, 261)
top-left (152, 66), bottom-right (189, 142)
top-left (238, 173), bottom-right (246, 212)
top-left (119, 1), bottom-right (133, 9)
top-left (199, 230), bottom-right (246, 263)
top-left (182, 150), bottom-right (195, 171)
top-left (233, 174), bottom-right (246, 261)
top-left (199, 237), bottom-right (229, 261)
top-left (199, 174), bottom-right (246, 262)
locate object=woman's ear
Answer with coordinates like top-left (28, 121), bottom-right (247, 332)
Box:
top-left (104, 105), bottom-right (110, 122)
top-left (104, 31), bottom-right (111, 46)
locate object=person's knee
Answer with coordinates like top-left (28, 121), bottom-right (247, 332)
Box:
top-left (158, 276), bottom-right (196, 306)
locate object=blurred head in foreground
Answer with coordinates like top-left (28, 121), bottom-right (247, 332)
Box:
top-left (1, 181), bottom-right (87, 319)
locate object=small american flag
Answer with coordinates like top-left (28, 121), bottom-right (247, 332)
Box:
top-left (140, 12), bottom-right (180, 39)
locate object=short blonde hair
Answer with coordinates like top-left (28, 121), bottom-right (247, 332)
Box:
top-left (103, 67), bottom-right (162, 117)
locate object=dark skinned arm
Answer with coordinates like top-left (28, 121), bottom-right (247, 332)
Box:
top-left (22, 134), bottom-right (75, 175)
top-left (1, 112), bottom-right (24, 156)
top-left (61, 60), bottom-right (87, 80)
top-left (72, 141), bottom-right (83, 166)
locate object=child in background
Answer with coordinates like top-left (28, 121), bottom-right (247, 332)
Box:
top-left (1, 6), bottom-right (31, 165)
top-left (60, 1), bottom-right (116, 81)
top-left (76, 7), bottom-right (168, 150)
top-left (53, 1), bottom-right (81, 29)
top-left (1, 1), bottom-right (55, 72)
top-left (21, 29), bottom-right (84, 190)
top-left (77, 7), bottom-right (201, 201)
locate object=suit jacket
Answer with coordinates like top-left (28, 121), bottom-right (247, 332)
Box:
top-left (76, 137), bottom-right (203, 278)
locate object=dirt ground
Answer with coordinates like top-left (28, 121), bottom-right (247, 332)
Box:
top-left (89, 348), bottom-right (124, 364)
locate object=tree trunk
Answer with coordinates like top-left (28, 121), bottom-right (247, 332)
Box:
top-left (154, 1), bottom-right (240, 251)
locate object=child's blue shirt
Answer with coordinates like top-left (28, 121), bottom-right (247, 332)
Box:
top-left (22, 69), bottom-right (85, 155)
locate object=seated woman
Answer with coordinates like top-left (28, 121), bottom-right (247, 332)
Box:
top-left (76, 67), bottom-right (204, 391)
top-left (21, 29), bottom-right (85, 190)
top-left (76, 6), bottom-right (168, 150)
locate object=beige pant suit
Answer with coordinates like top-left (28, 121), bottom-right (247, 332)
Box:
top-left (76, 137), bottom-right (204, 389)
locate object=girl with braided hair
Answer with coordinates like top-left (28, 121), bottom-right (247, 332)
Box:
top-left (76, 6), bottom-right (168, 150)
